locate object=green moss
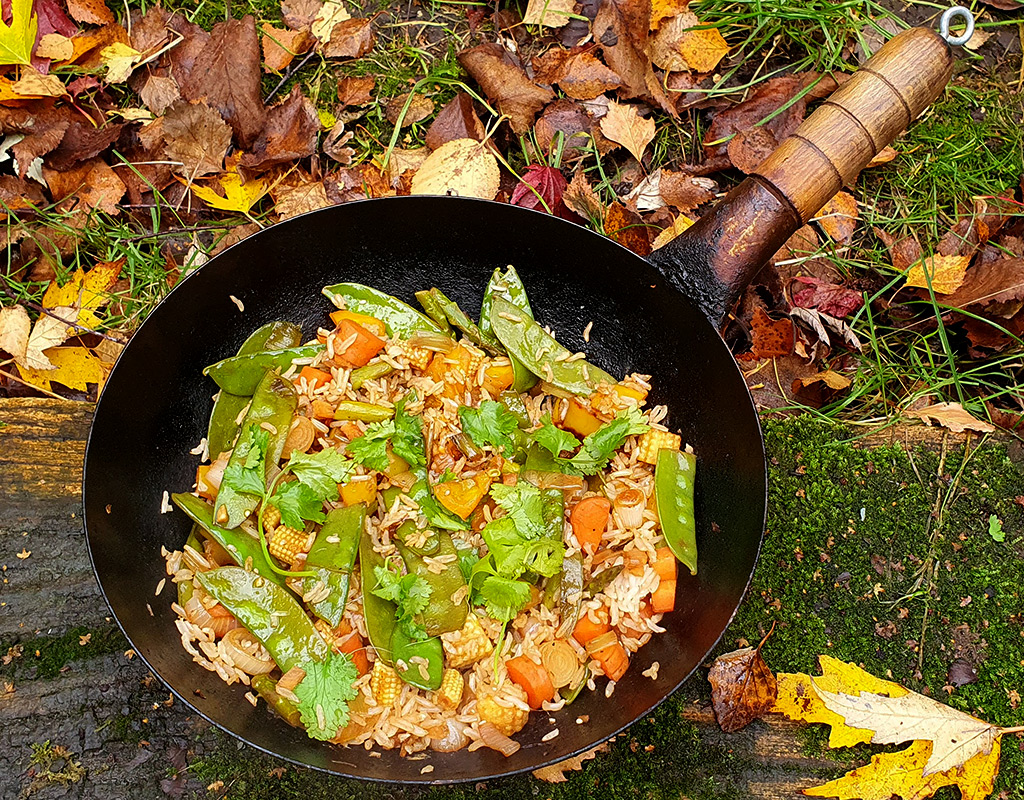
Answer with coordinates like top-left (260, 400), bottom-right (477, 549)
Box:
top-left (0, 626), bottom-right (128, 681)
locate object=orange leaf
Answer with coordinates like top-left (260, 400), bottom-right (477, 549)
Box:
top-left (604, 202), bottom-right (651, 256)
top-left (599, 100), bottom-right (655, 163)
top-left (651, 11), bottom-right (728, 73)
top-left (750, 307), bottom-right (793, 359)
top-left (814, 191), bottom-right (858, 244)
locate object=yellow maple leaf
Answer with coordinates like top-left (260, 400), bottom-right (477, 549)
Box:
top-left (905, 253), bottom-right (970, 295)
top-left (186, 169), bottom-right (269, 214)
top-left (42, 259), bottom-right (124, 331)
top-left (804, 738), bottom-right (1001, 800)
top-left (0, 0), bottom-right (38, 67)
top-left (773, 655), bottom-right (907, 748)
top-left (17, 346), bottom-right (106, 392)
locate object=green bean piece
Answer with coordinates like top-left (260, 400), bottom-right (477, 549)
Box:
top-left (488, 297), bottom-right (616, 396)
top-left (251, 674), bottom-right (303, 727)
top-left (426, 288), bottom-right (501, 354)
top-left (556, 553), bottom-right (584, 637)
top-left (350, 361), bottom-right (395, 390)
top-left (332, 401), bottom-right (394, 423)
top-left (197, 566), bottom-right (330, 672)
top-left (414, 290), bottom-right (452, 331)
top-left (172, 493), bottom-right (285, 587)
top-left (379, 485), bottom-right (402, 513)
top-left (480, 266), bottom-right (536, 391)
top-left (654, 448), bottom-right (697, 575)
top-left (203, 345), bottom-right (324, 396)
top-left (214, 371), bottom-right (297, 529)
top-left (397, 530), bottom-right (468, 636)
top-left (322, 283), bottom-right (445, 338)
top-left (585, 564), bottom-right (623, 595)
top-left (300, 505), bottom-right (365, 626)
top-left (207, 322), bottom-right (303, 458)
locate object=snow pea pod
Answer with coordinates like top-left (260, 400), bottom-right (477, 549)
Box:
top-left (204, 345), bottom-right (324, 396)
top-left (423, 288), bottom-right (501, 354)
top-left (390, 629), bottom-right (443, 691)
top-left (197, 566), bottom-right (329, 672)
top-left (214, 371), bottom-right (297, 529)
top-left (480, 266), bottom-right (536, 391)
top-left (488, 297), bottom-right (616, 396)
top-left (396, 529), bottom-right (468, 636)
top-left (322, 283), bottom-right (445, 338)
top-left (207, 322), bottom-right (302, 457)
top-left (654, 448), bottom-right (698, 575)
top-left (301, 505), bottom-right (365, 627)
top-left (171, 493), bottom-right (285, 587)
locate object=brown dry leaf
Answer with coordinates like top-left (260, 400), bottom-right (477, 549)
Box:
top-left (750, 307), bottom-right (793, 358)
top-left (458, 43), bottom-right (554, 134)
top-left (272, 173), bottom-right (332, 219)
top-left (0, 305), bottom-right (30, 363)
top-left (180, 15), bottom-right (266, 149)
top-left (943, 258), bottom-right (1024, 309)
top-left (76, 160), bottom-right (125, 214)
top-left (905, 254), bottom-right (970, 295)
top-left (793, 370), bottom-right (852, 392)
top-left (599, 100), bottom-right (655, 163)
top-left (874, 227), bottom-right (922, 272)
top-left (67, 0), bottom-right (115, 26)
top-left (0, 174), bottom-right (46, 210)
top-left (0, 106), bottom-right (70, 179)
top-left (534, 99), bottom-right (596, 158)
top-left (337, 75), bottom-right (375, 107)
top-left (650, 0), bottom-right (688, 29)
top-left (593, 0), bottom-right (675, 117)
top-left (604, 202), bottom-right (651, 256)
top-left (659, 170), bottom-right (715, 212)
top-left (532, 742), bottom-right (610, 782)
top-left (322, 18), bottom-right (374, 59)
top-left (16, 346), bottom-right (105, 392)
top-left (651, 11), bottom-right (727, 72)
top-left (563, 170), bottom-right (605, 222)
top-left (652, 213), bottom-right (693, 249)
top-left (36, 33), bottom-right (74, 61)
top-left (385, 93), bottom-right (434, 127)
top-left (726, 126), bottom-right (777, 174)
top-left (814, 191), bottom-right (858, 244)
top-left (411, 138), bottom-right (500, 200)
top-left (162, 100), bottom-right (233, 178)
top-left (385, 147), bottom-right (429, 185)
top-left (705, 75), bottom-right (810, 160)
top-left (261, 23), bottom-right (312, 72)
top-left (523, 0), bottom-right (576, 28)
top-left (907, 402), bottom-right (996, 435)
top-left (708, 639), bottom-right (777, 732)
top-left (867, 145), bottom-right (897, 166)
top-left (311, 0), bottom-right (350, 43)
top-left (139, 74), bottom-right (180, 115)
top-left (425, 94), bottom-right (484, 150)
top-left (533, 48), bottom-right (622, 101)
top-left (241, 85), bottom-right (318, 170)
top-left (282, 0), bottom-right (321, 31)
top-left (10, 67), bottom-right (67, 98)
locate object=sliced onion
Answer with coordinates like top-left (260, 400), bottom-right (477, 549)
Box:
top-left (478, 721), bottom-right (521, 757)
top-left (585, 630), bottom-right (619, 658)
top-left (540, 640), bottom-right (581, 689)
top-left (183, 593), bottom-right (214, 628)
top-left (222, 627), bottom-right (275, 674)
top-left (522, 470), bottom-right (586, 491)
top-left (204, 451), bottom-right (230, 490)
top-left (431, 719), bottom-right (470, 752)
top-left (408, 331), bottom-right (456, 352)
top-left (614, 489), bottom-right (646, 529)
top-left (282, 416), bottom-right (316, 459)
top-left (389, 470), bottom-right (417, 492)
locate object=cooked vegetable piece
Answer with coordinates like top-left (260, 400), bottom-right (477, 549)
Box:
top-left (196, 566), bottom-right (329, 672)
top-left (560, 664), bottom-right (590, 704)
top-left (651, 576), bottom-right (676, 613)
top-left (350, 361), bottom-right (394, 389)
top-left (586, 564), bottom-right (624, 595)
top-left (333, 401), bottom-right (394, 423)
top-left (480, 265), bottom-right (537, 391)
top-left (332, 318), bottom-right (386, 367)
top-left (423, 287), bottom-right (500, 354)
top-left (251, 673), bottom-right (303, 727)
top-left (299, 505), bottom-right (364, 626)
top-left (396, 529), bottom-right (468, 636)
top-left (339, 475), bottom-right (377, 508)
top-left (488, 296), bottom-right (615, 395)
top-left (561, 397), bottom-right (602, 437)
top-left (571, 495), bottom-right (610, 553)
top-left (323, 283), bottom-right (445, 338)
top-left (413, 290), bottom-right (452, 332)
top-left (534, 408), bottom-right (649, 476)
top-left (481, 361), bottom-right (515, 395)
top-left (442, 613), bottom-right (493, 669)
top-left (556, 553), bottom-right (584, 637)
top-left (203, 345), bottom-right (324, 395)
top-left (207, 321), bottom-right (301, 457)
top-left (329, 309), bottom-right (387, 337)
top-left (654, 448), bottom-right (697, 575)
top-left (172, 493), bottom-right (285, 587)
top-left (506, 655), bottom-right (555, 708)
top-left (434, 473), bottom-right (491, 520)
top-left (636, 428), bottom-right (681, 466)
top-left (410, 470), bottom-right (471, 531)
top-left (371, 661), bottom-right (403, 705)
top-left (389, 628), bottom-right (443, 691)
top-left (268, 524), bottom-right (310, 565)
top-left (436, 668), bottom-right (464, 710)
top-left (298, 365), bottom-right (332, 392)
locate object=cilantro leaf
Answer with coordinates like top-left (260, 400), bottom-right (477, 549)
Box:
top-left (372, 562), bottom-right (432, 641)
top-left (490, 482), bottom-right (548, 540)
top-left (533, 416), bottom-right (580, 458)
top-left (458, 401), bottom-right (520, 454)
top-left (288, 449), bottom-right (355, 500)
top-left (293, 652), bottom-right (359, 740)
top-left (481, 517), bottom-right (563, 580)
top-left (556, 408), bottom-right (650, 476)
top-left (392, 394), bottom-right (426, 467)
top-left (221, 425), bottom-right (269, 497)
top-left (346, 420), bottom-right (395, 472)
top-left (269, 480), bottom-right (326, 529)
top-left (476, 575), bottom-right (531, 623)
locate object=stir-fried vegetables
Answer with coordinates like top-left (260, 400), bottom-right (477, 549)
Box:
top-left (163, 272), bottom-right (700, 750)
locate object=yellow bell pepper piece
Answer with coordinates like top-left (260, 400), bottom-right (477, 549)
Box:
top-left (435, 473), bottom-right (492, 520)
top-left (330, 309), bottom-right (387, 337)
top-left (340, 475), bottom-right (377, 507)
top-left (562, 397), bottom-right (602, 438)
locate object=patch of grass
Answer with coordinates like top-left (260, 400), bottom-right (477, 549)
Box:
top-left (0, 625), bottom-right (128, 681)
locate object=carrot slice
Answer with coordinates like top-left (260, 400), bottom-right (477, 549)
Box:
top-left (506, 655), bottom-right (555, 709)
top-left (591, 641), bottom-right (629, 682)
top-left (332, 319), bottom-right (386, 368)
top-left (298, 366), bottom-right (333, 392)
top-left (338, 631), bottom-right (370, 676)
top-left (572, 611), bottom-right (611, 646)
top-left (571, 496), bottom-right (611, 554)
top-left (651, 546), bottom-right (678, 582)
top-left (651, 579), bottom-right (676, 614)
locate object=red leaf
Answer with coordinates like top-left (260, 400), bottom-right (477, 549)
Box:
top-left (791, 276), bottom-right (863, 319)
top-left (510, 165), bottom-right (573, 219)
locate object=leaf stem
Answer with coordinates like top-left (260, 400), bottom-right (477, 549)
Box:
top-left (1002, 726), bottom-right (1024, 735)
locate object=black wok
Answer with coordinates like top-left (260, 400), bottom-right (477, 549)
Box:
top-left (83, 26), bottom-right (958, 783)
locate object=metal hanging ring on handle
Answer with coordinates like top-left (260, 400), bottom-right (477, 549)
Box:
top-left (939, 6), bottom-right (975, 46)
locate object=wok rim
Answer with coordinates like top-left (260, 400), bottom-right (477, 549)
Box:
top-left (82, 195), bottom-right (768, 784)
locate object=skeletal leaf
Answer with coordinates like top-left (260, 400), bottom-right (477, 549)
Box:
top-left (599, 100), bottom-right (655, 163)
top-left (907, 402), bottom-right (996, 435)
top-left (410, 138), bottom-right (499, 200)
top-left (17, 346), bottom-right (106, 392)
top-left (708, 638), bottom-right (777, 732)
top-left (904, 254), bottom-right (970, 294)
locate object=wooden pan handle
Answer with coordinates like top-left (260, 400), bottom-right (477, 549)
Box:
top-left (754, 27), bottom-right (954, 223)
